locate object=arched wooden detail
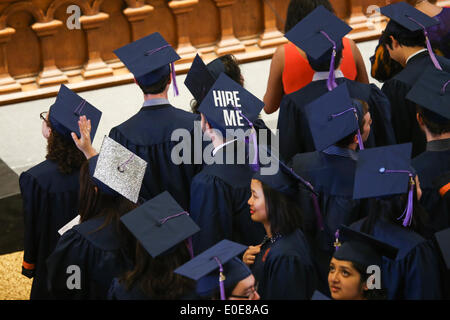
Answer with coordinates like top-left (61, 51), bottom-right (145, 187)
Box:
top-left (0, 2), bottom-right (45, 28)
top-left (5, 10), bottom-right (41, 78)
top-left (99, 0), bottom-right (131, 63)
top-left (141, 0), bottom-right (176, 47)
top-left (232, 0), bottom-right (264, 40)
top-left (92, 0), bottom-right (106, 13)
top-left (189, 0), bottom-right (220, 48)
top-left (46, 0), bottom-right (93, 20)
top-left (52, 4), bottom-right (87, 71)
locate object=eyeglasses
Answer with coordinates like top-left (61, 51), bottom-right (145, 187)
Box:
top-left (40, 111), bottom-right (48, 122)
top-left (229, 282), bottom-right (258, 300)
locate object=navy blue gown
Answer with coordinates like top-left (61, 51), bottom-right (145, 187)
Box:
top-left (107, 277), bottom-right (199, 300)
top-left (412, 140), bottom-right (450, 233)
top-left (381, 52), bottom-right (450, 158)
top-left (351, 216), bottom-right (443, 300)
top-left (19, 159), bottom-right (80, 300)
top-left (251, 229), bottom-right (318, 300)
top-left (189, 140), bottom-right (265, 255)
top-left (109, 101), bottom-right (200, 210)
top-left (46, 216), bottom-right (133, 299)
top-left (278, 77), bottom-right (395, 162)
top-left (290, 147), bottom-right (369, 292)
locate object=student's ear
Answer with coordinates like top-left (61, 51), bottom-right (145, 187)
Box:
top-left (416, 113), bottom-right (424, 126)
top-left (390, 36), bottom-right (399, 49)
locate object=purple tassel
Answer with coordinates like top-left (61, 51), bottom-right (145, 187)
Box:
top-left (406, 16), bottom-right (442, 71)
top-left (356, 129), bottom-right (365, 151)
top-left (442, 80), bottom-right (450, 95)
top-left (397, 175), bottom-right (415, 227)
top-left (185, 237), bottom-right (194, 260)
top-left (171, 62), bottom-right (179, 97)
top-left (117, 154), bottom-right (135, 173)
top-left (311, 193), bottom-right (324, 231)
top-left (232, 106), bottom-right (259, 171)
top-left (320, 31), bottom-right (338, 91)
top-left (158, 211), bottom-right (189, 225)
top-left (329, 107), bottom-right (365, 150)
top-left (334, 230), bottom-right (341, 251)
top-left (213, 257), bottom-right (226, 300)
top-left (74, 100), bottom-right (86, 116)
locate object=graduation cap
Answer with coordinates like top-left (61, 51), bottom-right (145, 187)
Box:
top-left (90, 136), bottom-right (147, 203)
top-left (174, 239), bottom-right (248, 300)
top-left (254, 145), bottom-right (323, 230)
top-left (380, 2), bottom-right (443, 71)
top-left (311, 290), bottom-right (331, 300)
top-left (406, 67), bottom-right (450, 123)
top-left (206, 56), bottom-right (226, 80)
top-left (114, 32), bottom-right (181, 95)
top-left (434, 228), bottom-right (450, 270)
top-left (49, 84), bottom-right (102, 141)
top-left (284, 5), bottom-right (352, 91)
top-left (353, 143), bottom-right (416, 227)
top-left (120, 191), bottom-right (200, 258)
top-left (333, 225), bottom-right (398, 268)
top-left (199, 73), bottom-right (264, 169)
top-left (184, 54), bottom-right (217, 103)
top-left (304, 83), bottom-right (365, 152)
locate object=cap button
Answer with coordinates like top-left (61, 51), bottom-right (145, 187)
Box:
top-left (379, 167), bottom-right (386, 174)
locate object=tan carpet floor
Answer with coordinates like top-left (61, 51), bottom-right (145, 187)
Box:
top-left (0, 251), bottom-right (31, 300)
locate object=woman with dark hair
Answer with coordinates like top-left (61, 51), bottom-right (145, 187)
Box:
top-left (350, 144), bottom-right (443, 300)
top-left (108, 192), bottom-right (199, 300)
top-left (47, 134), bottom-right (147, 299)
top-left (19, 86), bottom-right (101, 300)
top-left (263, 0), bottom-right (369, 115)
top-left (328, 225), bottom-right (398, 300)
top-left (243, 152), bottom-right (318, 299)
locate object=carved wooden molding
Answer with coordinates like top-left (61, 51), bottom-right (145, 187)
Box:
top-left (123, 4), bottom-right (154, 41)
top-left (213, 0), bottom-right (245, 55)
top-left (169, 0), bottom-right (199, 63)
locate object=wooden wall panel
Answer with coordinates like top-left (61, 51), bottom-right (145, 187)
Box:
top-left (274, 0), bottom-right (289, 33)
top-left (189, 0), bottom-right (220, 47)
top-left (142, 0), bottom-right (176, 46)
top-left (53, 4), bottom-right (87, 70)
top-left (99, 0), bottom-right (130, 62)
top-left (6, 11), bottom-right (40, 77)
top-left (232, 0), bottom-right (263, 40)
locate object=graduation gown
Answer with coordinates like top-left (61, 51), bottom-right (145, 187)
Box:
top-left (189, 140), bottom-right (265, 255)
top-left (351, 216), bottom-right (443, 300)
top-left (107, 277), bottom-right (198, 300)
top-left (381, 51), bottom-right (450, 158)
top-left (278, 77), bottom-right (395, 162)
top-left (412, 139), bottom-right (450, 233)
top-left (290, 147), bottom-right (369, 293)
top-left (109, 101), bottom-right (200, 210)
top-left (19, 159), bottom-right (80, 300)
top-left (251, 229), bottom-right (317, 300)
top-left (46, 216), bottom-right (133, 299)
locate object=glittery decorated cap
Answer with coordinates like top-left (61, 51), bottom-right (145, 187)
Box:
top-left (91, 136), bottom-right (147, 203)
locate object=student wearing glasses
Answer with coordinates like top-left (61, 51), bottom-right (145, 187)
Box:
top-left (19, 85), bottom-right (102, 299)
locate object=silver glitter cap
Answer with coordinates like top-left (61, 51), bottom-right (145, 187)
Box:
top-left (93, 136), bottom-right (147, 203)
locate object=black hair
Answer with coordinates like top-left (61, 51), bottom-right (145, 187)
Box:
top-left (260, 181), bottom-right (304, 235)
top-left (416, 106), bottom-right (450, 136)
top-left (120, 241), bottom-right (195, 299)
top-left (383, 20), bottom-right (426, 50)
top-left (191, 54), bottom-right (243, 114)
top-left (370, 32), bottom-right (404, 82)
top-left (137, 73), bottom-right (171, 95)
top-left (307, 43), bottom-right (344, 72)
top-left (284, 0), bottom-right (334, 33)
top-left (46, 120), bottom-right (85, 175)
top-left (360, 189), bottom-right (433, 239)
top-left (77, 161), bottom-right (137, 259)
top-left (351, 261), bottom-right (387, 300)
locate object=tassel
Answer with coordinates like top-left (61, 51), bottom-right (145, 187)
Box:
top-left (397, 176), bottom-right (415, 227)
top-left (213, 257), bottom-right (226, 300)
top-left (171, 62), bottom-right (179, 97)
top-left (320, 31), bottom-right (338, 91)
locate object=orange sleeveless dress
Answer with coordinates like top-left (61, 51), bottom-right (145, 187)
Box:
top-left (282, 37), bottom-right (357, 94)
